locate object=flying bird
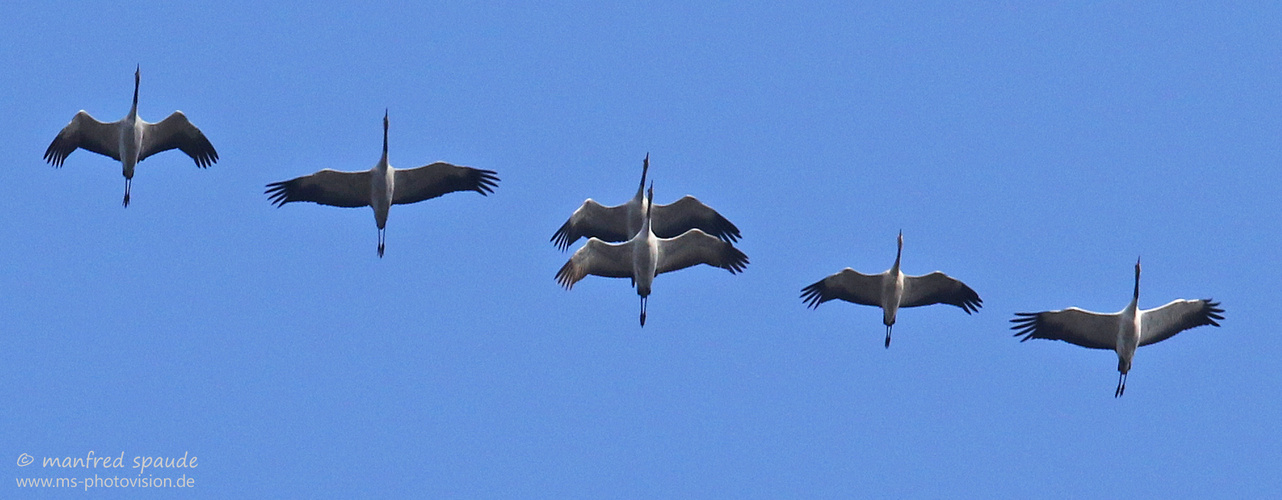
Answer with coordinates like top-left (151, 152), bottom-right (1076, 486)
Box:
top-left (556, 184), bottom-right (748, 326)
top-left (1011, 258), bottom-right (1223, 397)
top-left (551, 153), bottom-right (740, 251)
top-left (44, 66), bottom-right (219, 207)
top-left (801, 231), bottom-right (981, 348)
top-left (265, 110), bottom-right (498, 257)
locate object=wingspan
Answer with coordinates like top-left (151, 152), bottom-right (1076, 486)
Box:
top-left (140, 111), bottom-right (219, 167)
top-left (1010, 308), bottom-right (1119, 350)
top-left (551, 199), bottom-right (632, 251)
top-left (555, 238), bottom-right (635, 289)
top-left (800, 268), bottom-right (882, 309)
top-left (265, 169), bottom-right (371, 208)
top-left (651, 195), bottom-right (741, 243)
top-left (901, 272), bottom-right (982, 313)
top-left (1139, 299), bottom-right (1224, 347)
top-left (392, 162), bottom-right (498, 205)
top-left (655, 229), bottom-right (748, 276)
top-left (44, 111), bottom-right (121, 166)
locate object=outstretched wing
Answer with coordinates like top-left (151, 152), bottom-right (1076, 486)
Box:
top-left (550, 199), bottom-right (632, 251)
top-left (140, 111), bottom-right (219, 167)
top-left (1010, 308), bottom-right (1118, 350)
top-left (651, 195), bottom-right (741, 243)
top-left (800, 268), bottom-right (882, 309)
top-left (44, 111), bottom-right (121, 166)
top-left (392, 162), bottom-right (498, 205)
top-left (555, 238), bottom-right (635, 289)
top-left (655, 229), bottom-right (748, 276)
top-left (1139, 299), bottom-right (1224, 347)
top-left (265, 169), bottom-right (371, 208)
top-left (901, 272), bottom-right (982, 313)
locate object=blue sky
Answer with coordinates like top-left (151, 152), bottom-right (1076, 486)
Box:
top-left (2, 1), bottom-right (1280, 497)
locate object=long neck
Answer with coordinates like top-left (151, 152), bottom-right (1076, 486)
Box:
top-left (1132, 268), bottom-right (1140, 305)
top-left (642, 185), bottom-right (655, 237)
top-left (379, 115), bottom-right (389, 169)
top-left (129, 72), bottom-right (140, 119)
top-left (892, 239), bottom-right (902, 273)
top-left (642, 200), bottom-right (652, 235)
top-left (636, 154), bottom-right (649, 199)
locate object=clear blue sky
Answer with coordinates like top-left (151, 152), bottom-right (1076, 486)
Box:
top-left (3, 1), bottom-right (1280, 498)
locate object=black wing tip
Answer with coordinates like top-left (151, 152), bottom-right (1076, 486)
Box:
top-left (1009, 313), bottom-right (1040, 339)
top-left (958, 290), bottom-right (983, 314)
top-left (264, 182), bottom-right (291, 207)
top-left (707, 214), bottom-right (742, 243)
top-left (1009, 326), bottom-right (1036, 337)
top-left (181, 135), bottom-right (219, 168)
top-left (799, 281), bottom-right (826, 309)
top-left (43, 142), bottom-right (70, 167)
top-left (724, 246), bottom-right (749, 274)
top-left (714, 215), bottom-right (742, 243)
top-left (1203, 299), bottom-right (1225, 325)
top-left (550, 222), bottom-right (575, 251)
top-left (1009, 313), bottom-right (1036, 325)
top-left (198, 153), bottom-right (218, 168)
top-left (196, 146), bottom-right (218, 168)
top-left (473, 169), bottom-right (500, 196)
top-left (554, 267), bottom-right (576, 290)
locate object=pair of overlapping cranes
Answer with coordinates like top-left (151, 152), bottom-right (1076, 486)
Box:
top-left (43, 68), bottom-right (1224, 397)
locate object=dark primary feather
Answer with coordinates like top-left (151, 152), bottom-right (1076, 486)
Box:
top-left (44, 111), bottom-right (120, 166)
top-left (901, 272), bottom-right (982, 313)
top-left (140, 112), bottom-right (219, 167)
top-left (800, 269), bottom-right (881, 309)
top-left (392, 162), bottom-right (498, 205)
top-left (1139, 299), bottom-right (1224, 347)
top-left (265, 170), bottom-right (371, 208)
